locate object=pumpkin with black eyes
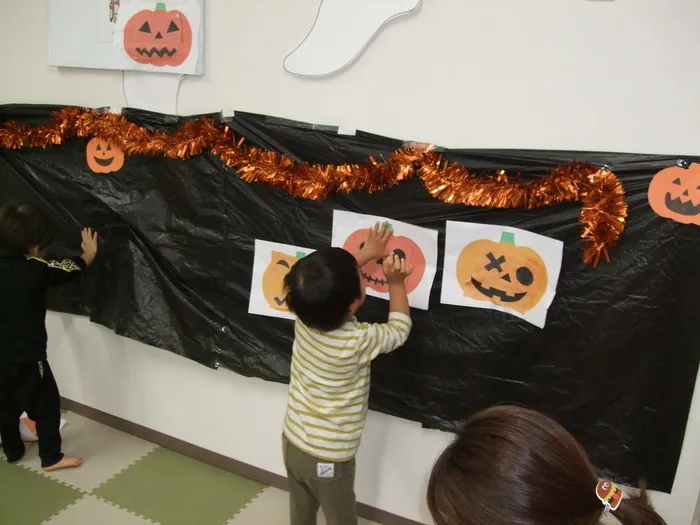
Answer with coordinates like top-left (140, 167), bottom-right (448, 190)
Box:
top-left (86, 137), bottom-right (124, 173)
top-left (123, 2), bottom-right (193, 67)
top-left (342, 228), bottom-right (426, 294)
top-left (648, 163), bottom-right (700, 225)
top-left (262, 251), bottom-right (304, 311)
top-left (456, 232), bottom-right (548, 314)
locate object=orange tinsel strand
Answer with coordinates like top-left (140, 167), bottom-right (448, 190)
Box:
top-left (0, 107), bottom-right (627, 266)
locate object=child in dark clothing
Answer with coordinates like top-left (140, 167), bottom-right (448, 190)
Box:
top-left (0, 202), bottom-right (97, 471)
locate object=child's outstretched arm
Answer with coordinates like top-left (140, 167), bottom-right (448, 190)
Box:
top-left (32, 228), bottom-right (99, 287)
top-left (354, 221), bottom-right (392, 267)
top-left (384, 253), bottom-right (411, 318)
top-left (356, 254), bottom-right (413, 364)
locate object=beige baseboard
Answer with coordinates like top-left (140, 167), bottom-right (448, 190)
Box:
top-left (61, 398), bottom-right (425, 525)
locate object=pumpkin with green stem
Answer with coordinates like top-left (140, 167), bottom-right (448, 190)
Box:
top-left (456, 231), bottom-right (548, 314)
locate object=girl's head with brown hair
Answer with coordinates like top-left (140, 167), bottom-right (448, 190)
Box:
top-left (427, 406), bottom-right (666, 525)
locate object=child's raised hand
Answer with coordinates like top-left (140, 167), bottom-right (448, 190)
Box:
top-left (382, 253), bottom-right (413, 285)
top-left (80, 228), bottom-right (98, 265)
top-left (355, 222), bottom-right (392, 266)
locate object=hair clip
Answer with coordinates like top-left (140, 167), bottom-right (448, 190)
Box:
top-left (596, 480), bottom-right (623, 512)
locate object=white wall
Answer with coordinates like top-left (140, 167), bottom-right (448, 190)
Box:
top-left (2, 0), bottom-right (700, 523)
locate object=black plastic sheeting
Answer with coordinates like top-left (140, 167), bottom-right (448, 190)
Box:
top-left (1, 104), bottom-right (699, 492)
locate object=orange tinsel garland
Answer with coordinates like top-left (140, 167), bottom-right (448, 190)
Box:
top-left (0, 107), bottom-right (627, 266)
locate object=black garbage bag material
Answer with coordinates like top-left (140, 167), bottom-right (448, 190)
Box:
top-left (1, 105), bottom-right (699, 493)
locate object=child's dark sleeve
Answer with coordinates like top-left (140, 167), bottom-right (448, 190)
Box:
top-left (27, 256), bottom-right (87, 287)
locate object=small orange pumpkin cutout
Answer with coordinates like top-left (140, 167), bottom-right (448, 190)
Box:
top-left (342, 228), bottom-right (426, 294)
top-left (262, 251), bottom-right (305, 311)
top-left (456, 232), bottom-right (548, 314)
top-left (648, 163), bottom-right (700, 225)
top-left (86, 137), bottom-right (124, 173)
top-left (123, 2), bottom-right (193, 67)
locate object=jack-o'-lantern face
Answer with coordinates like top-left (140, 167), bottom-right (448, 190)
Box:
top-left (648, 163), bottom-right (700, 225)
top-left (86, 138), bottom-right (124, 173)
top-left (342, 229), bottom-right (426, 294)
top-left (262, 251), bottom-right (304, 311)
top-left (456, 232), bottom-right (548, 314)
top-left (123, 3), bottom-right (192, 67)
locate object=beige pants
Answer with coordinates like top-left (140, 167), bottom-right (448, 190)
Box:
top-left (283, 436), bottom-right (358, 525)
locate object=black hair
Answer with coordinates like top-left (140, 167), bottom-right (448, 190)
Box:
top-left (0, 202), bottom-right (55, 255)
top-left (284, 247), bottom-right (362, 331)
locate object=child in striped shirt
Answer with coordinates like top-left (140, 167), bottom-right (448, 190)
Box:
top-left (282, 222), bottom-right (413, 525)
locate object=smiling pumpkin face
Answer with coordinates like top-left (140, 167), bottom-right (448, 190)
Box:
top-left (123, 3), bottom-right (193, 67)
top-left (342, 228), bottom-right (426, 294)
top-left (262, 251), bottom-right (303, 311)
top-left (456, 232), bottom-right (548, 314)
top-left (648, 163), bottom-right (700, 225)
top-left (86, 138), bottom-right (124, 173)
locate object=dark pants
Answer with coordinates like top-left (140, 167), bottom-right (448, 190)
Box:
top-left (0, 360), bottom-right (63, 468)
top-left (283, 436), bottom-right (357, 525)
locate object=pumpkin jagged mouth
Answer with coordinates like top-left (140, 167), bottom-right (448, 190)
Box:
top-left (135, 47), bottom-right (178, 58)
top-left (93, 156), bottom-right (116, 167)
top-left (361, 271), bottom-right (387, 286)
top-left (665, 193), bottom-right (700, 216)
top-left (471, 277), bottom-right (526, 303)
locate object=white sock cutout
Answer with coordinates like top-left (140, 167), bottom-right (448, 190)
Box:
top-left (284, 0), bottom-right (421, 77)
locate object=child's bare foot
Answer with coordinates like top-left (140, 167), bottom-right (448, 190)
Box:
top-left (43, 456), bottom-right (83, 472)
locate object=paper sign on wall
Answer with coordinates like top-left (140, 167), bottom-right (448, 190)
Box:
top-left (249, 240), bottom-right (314, 321)
top-left (48, 0), bottom-right (204, 75)
top-left (440, 222), bottom-right (563, 328)
top-left (331, 210), bottom-right (438, 310)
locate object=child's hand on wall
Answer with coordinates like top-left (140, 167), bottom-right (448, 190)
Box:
top-left (80, 228), bottom-right (99, 266)
top-left (355, 222), bottom-right (392, 266)
top-left (382, 253), bottom-right (413, 286)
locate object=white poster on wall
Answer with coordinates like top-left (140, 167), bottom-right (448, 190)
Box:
top-left (48, 0), bottom-right (204, 75)
top-left (249, 240), bottom-right (315, 321)
top-left (331, 210), bottom-right (438, 310)
top-left (440, 221), bottom-right (563, 328)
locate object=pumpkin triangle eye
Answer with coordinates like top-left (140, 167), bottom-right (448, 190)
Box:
top-left (139, 21), bottom-right (151, 33)
top-left (167, 21), bottom-right (179, 33)
top-left (673, 178), bottom-right (682, 185)
top-left (106, 144), bottom-right (112, 151)
top-left (96, 144), bottom-right (101, 151)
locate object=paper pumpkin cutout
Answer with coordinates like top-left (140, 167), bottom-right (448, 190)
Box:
top-left (648, 163), bottom-right (700, 225)
top-left (123, 2), bottom-right (192, 67)
top-left (262, 251), bottom-right (304, 311)
top-left (343, 228), bottom-right (426, 294)
top-left (456, 232), bottom-right (548, 314)
top-left (86, 137), bottom-right (124, 173)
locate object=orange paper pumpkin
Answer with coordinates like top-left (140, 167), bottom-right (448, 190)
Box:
top-left (86, 137), bottom-right (124, 173)
top-left (343, 228), bottom-right (426, 294)
top-left (648, 163), bottom-right (700, 225)
top-left (456, 232), bottom-right (548, 314)
top-left (262, 251), bottom-right (304, 311)
top-left (123, 2), bottom-right (192, 67)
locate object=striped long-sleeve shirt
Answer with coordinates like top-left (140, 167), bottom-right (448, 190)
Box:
top-left (283, 312), bottom-right (412, 462)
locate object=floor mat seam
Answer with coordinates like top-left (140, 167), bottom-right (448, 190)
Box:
top-left (93, 495), bottom-right (162, 524)
top-left (40, 493), bottom-right (90, 524)
top-left (225, 485), bottom-right (270, 524)
top-left (91, 444), bottom-right (160, 492)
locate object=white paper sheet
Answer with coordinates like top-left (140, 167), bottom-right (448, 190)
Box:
top-left (48, 0), bottom-right (204, 75)
top-left (331, 210), bottom-right (438, 310)
top-left (249, 240), bottom-right (315, 321)
top-left (440, 221), bottom-right (563, 328)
